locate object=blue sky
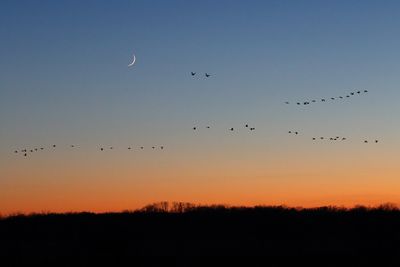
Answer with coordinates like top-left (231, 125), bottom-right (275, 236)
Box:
top-left (1, 1), bottom-right (400, 212)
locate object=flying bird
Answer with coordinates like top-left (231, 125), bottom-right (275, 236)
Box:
top-left (230, 128), bottom-right (234, 131)
top-left (285, 101), bottom-right (290, 104)
top-left (128, 54), bottom-right (136, 67)
top-left (193, 127), bottom-right (197, 130)
top-left (205, 73), bottom-right (211, 77)
top-left (191, 72), bottom-right (196, 76)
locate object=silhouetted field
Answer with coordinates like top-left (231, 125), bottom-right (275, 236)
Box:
top-left (1, 202), bottom-right (400, 266)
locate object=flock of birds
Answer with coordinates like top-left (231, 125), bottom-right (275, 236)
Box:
top-left (289, 131), bottom-right (379, 143)
top-left (13, 67), bottom-right (380, 159)
top-left (192, 123), bottom-right (256, 132)
top-left (285, 89), bottom-right (369, 106)
top-left (14, 144), bottom-right (165, 157)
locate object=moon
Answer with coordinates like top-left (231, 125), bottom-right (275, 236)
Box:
top-left (128, 54), bottom-right (136, 67)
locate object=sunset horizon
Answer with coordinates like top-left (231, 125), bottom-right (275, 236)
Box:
top-left (2, 0), bottom-right (400, 217)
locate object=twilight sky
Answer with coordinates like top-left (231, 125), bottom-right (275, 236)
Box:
top-left (1, 0), bottom-right (400, 214)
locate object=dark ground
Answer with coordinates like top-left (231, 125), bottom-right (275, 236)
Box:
top-left (1, 203), bottom-right (400, 267)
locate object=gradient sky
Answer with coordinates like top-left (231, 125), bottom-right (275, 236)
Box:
top-left (1, 0), bottom-right (400, 214)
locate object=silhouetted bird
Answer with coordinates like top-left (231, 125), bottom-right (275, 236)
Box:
top-left (357, 91), bottom-right (361, 94)
top-left (342, 138), bottom-right (346, 140)
top-left (295, 131), bottom-right (298, 135)
top-left (152, 146), bottom-right (155, 149)
top-left (191, 72), bottom-right (196, 76)
top-left (110, 147), bottom-right (113, 150)
top-left (250, 127), bottom-right (255, 131)
top-left (320, 137), bottom-right (324, 139)
top-left (297, 102), bottom-right (301, 105)
top-left (364, 90), bottom-right (368, 92)
top-left (321, 99), bottom-right (326, 102)
top-left (160, 146), bottom-right (164, 149)
top-left (364, 140), bottom-right (368, 143)
top-left (205, 73), bottom-right (211, 77)
top-left (288, 131), bottom-right (292, 134)
top-left (100, 148), bottom-right (104, 151)
top-left (193, 127), bottom-right (197, 130)
top-left (30, 150), bottom-right (33, 153)
top-left (230, 128), bottom-right (234, 131)
top-left (14, 150), bottom-right (18, 153)
top-left (24, 153), bottom-right (27, 157)
top-left (40, 148), bottom-right (44, 150)
top-left (339, 96), bottom-right (343, 99)
top-left (350, 92), bottom-right (355, 95)
top-left (285, 101), bottom-right (290, 104)
top-left (128, 147), bottom-right (131, 150)
top-left (312, 138), bottom-right (316, 140)
top-left (140, 147), bottom-right (144, 149)
top-left (312, 100), bottom-right (316, 102)
top-left (70, 145), bottom-right (74, 148)
top-left (245, 124), bottom-right (249, 128)
top-left (206, 126), bottom-right (210, 129)
top-left (53, 145), bottom-right (56, 148)
top-left (346, 95), bottom-right (350, 98)
top-left (375, 140), bottom-right (379, 143)
top-left (331, 98), bottom-right (335, 100)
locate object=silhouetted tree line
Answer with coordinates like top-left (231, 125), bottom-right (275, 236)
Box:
top-left (1, 202), bottom-right (400, 267)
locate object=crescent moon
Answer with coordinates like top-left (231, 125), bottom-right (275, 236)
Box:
top-left (128, 54), bottom-right (136, 67)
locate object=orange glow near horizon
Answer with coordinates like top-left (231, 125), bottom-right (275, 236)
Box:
top-left (2, 141), bottom-right (400, 215)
